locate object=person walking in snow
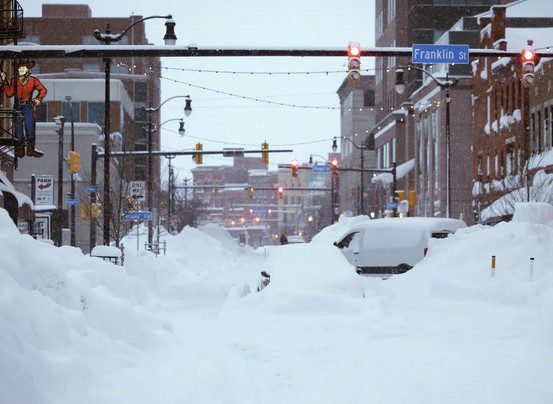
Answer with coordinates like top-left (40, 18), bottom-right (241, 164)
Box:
top-left (1, 59), bottom-right (47, 158)
top-left (280, 234), bottom-right (288, 245)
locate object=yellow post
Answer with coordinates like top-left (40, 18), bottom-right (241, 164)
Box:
top-left (491, 255), bottom-right (496, 277)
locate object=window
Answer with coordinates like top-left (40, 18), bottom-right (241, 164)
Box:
top-left (134, 108), bottom-right (147, 122)
top-left (487, 94), bottom-right (491, 135)
top-left (336, 232), bottom-right (360, 249)
top-left (392, 137), bottom-right (396, 163)
top-left (88, 102), bottom-right (105, 126)
top-left (545, 106), bottom-right (551, 149)
top-left (135, 82), bottom-right (147, 103)
top-left (134, 123), bottom-right (147, 144)
top-left (506, 145), bottom-right (514, 175)
top-left (486, 155), bottom-right (490, 178)
top-left (83, 63), bottom-right (100, 72)
top-left (364, 90), bottom-right (375, 107)
top-left (387, 0), bottom-right (396, 23)
top-left (62, 101), bottom-right (81, 122)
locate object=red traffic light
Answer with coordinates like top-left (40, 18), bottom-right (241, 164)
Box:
top-left (348, 42), bottom-right (361, 58)
top-left (522, 49), bottom-right (535, 62)
top-left (291, 159), bottom-right (299, 167)
top-left (331, 158), bottom-right (338, 167)
top-left (291, 159), bottom-right (299, 178)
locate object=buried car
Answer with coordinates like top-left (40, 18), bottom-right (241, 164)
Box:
top-left (334, 217), bottom-right (466, 274)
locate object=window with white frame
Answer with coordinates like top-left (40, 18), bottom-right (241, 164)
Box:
top-left (387, 0), bottom-right (396, 23)
top-left (392, 137), bottom-right (396, 164)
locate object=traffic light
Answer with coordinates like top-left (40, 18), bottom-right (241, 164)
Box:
top-left (91, 203), bottom-right (101, 218)
top-left (291, 159), bottom-right (299, 178)
top-left (331, 158), bottom-right (339, 177)
top-left (69, 151), bottom-right (81, 173)
top-left (194, 143), bottom-right (203, 164)
top-left (278, 186), bottom-right (284, 199)
top-left (521, 41), bottom-right (538, 87)
top-left (261, 142), bottom-right (269, 165)
top-left (247, 186), bottom-right (254, 199)
top-left (347, 41), bottom-right (361, 81)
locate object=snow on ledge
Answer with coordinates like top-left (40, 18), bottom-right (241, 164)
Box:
top-left (372, 159), bottom-right (415, 184)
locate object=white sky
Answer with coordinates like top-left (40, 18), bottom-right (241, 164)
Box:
top-left (25, 0), bottom-right (375, 180)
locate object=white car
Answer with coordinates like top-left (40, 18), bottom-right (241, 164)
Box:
top-left (334, 217), bottom-right (466, 274)
top-left (287, 235), bottom-right (306, 244)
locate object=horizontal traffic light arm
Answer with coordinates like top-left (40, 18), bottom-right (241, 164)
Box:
top-left (2, 45), bottom-right (551, 59)
top-left (98, 149), bottom-right (292, 158)
top-left (278, 164), bottom-right (395, 173)
top-left (244, 187), bottom-right (332, 192)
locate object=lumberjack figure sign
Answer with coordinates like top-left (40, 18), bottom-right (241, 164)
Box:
top-left (1, 59), bottom-right (47, 158)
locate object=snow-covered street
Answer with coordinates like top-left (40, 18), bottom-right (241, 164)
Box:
top-left (1, 206), bottom-right (553, 403)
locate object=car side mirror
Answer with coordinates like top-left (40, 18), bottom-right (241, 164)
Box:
top-left (333, 242), bottom-right (338, 247)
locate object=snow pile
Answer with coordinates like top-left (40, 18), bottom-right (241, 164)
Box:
top-left (512, 201), bottom-right (553, 224)
top-left (0, 209), bottom-right (175, 403)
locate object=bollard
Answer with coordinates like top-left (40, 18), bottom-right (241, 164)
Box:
top-left (529, 257), bottom-right (535, 281)
top-left (491, 255), bottom-right (496, 277)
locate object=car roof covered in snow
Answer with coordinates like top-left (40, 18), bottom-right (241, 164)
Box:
top-left (90, 245), bottom-right (122, 257)
top-left (345, 217), bottom-right (466, 234)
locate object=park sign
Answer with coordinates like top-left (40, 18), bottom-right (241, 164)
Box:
top-left (412, 44), bottom-right (470, 65)
top-left (35, 175), bottom-right (54, 205)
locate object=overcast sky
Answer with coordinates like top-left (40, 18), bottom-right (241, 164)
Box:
top-left (25, 0), bottom-right (375, 180)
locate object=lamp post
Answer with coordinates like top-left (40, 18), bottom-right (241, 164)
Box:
top-left (65, 96), bottom-right (76, 247)
top-left (54, 115), bottom-right (66, 247)
top-left (94, 14), bottom-right (176, 246)
top-left (143, 96), bottom-right (192, 245)
top-left (395, 66), bottom-right (458, 218)
top-left (332, 136), bottom-right (373, 216)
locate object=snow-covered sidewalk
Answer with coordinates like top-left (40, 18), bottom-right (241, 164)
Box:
top-left (1, 208), bottom-right (553, 403)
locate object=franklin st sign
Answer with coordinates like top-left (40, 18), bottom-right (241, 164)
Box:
top-left (412, 44), bottom-right (470, 65)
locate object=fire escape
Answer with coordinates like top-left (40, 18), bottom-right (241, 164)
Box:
top-left (0, 0), bottom-right (25, 164)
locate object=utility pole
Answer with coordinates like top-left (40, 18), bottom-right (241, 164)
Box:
top-left (55, 116), bottom-right (65, 247)
top-left (445, 72), bottom-right (451, 219)
top-left (67, 96), bottom-right (76, 246)
top-left (167, 155), bottom-right (175, 232)
top-left (147, 109), bottom-right (154, 246)
top-left (89, 144), bottom-right (98, 252)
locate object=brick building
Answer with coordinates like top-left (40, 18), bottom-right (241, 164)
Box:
top-left (26, 4), bottom-right (161, 183)
top-left (471, 2), bottom-right (553, 222)
top-left (372, 0), bottom-right (502, 216)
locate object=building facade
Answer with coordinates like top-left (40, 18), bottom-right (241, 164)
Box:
top-left (372, 0), bottom-right (502, 216)
top-left (336, 75), bottom-right (376, 216)
top-left (471, 2), bottom-right (553, 222)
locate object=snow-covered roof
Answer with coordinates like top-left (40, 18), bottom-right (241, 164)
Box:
top-left (372, 159), bottom-right (415, 184)
top-left (505, 27), bottom-right (553, 52)
top-left (374, 120), bottom-right (396, 141)
top-left (347, 217), bottom-right (466, 233)
top-left (0, 171), bottom-right (34, 208)
top-left (90, 245), bottom-right (122, 258)
top-left (505, 0), bottom-right (553, 18)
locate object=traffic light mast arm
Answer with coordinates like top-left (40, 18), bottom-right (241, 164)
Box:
top-left (98, 148), bottom-right (293, 158)
top-left (5, 45), bottom-right (549, 59)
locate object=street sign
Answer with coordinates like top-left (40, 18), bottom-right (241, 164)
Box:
top-left (387, 201), bottom-right (398, 209)
top-left (35, 175), bottom-right (54, 205)
top-left (124, 211), bottom-right (153, 221)
top-left (412, 44), bottom-right (469, 65)
top-left (129, 181), bottom-right (147, 202)
top-left (312, 164), bottom-right (330, 173)
top-left (66, 198), bottom-right (79, 206)
top-left (85, 185), bottom-right (99, 194)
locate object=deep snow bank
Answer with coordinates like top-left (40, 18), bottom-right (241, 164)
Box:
top-left (0, 209), bottom-right (173, 403)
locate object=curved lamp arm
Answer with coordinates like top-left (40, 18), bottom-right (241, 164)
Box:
top-left (94, 15), bottom-right (172, 43)
top-left (144, 95), bottom-right (191, 113)
top-left (398, 65), bottom-right (458, 88)
top-left (334, 136), bottom-right (366, 151)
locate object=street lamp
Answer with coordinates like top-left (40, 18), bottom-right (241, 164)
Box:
top-left (94, 14), bottom-right (176, 246)
top-left (65, 96), bottom-right (76, 247)
top-left (54, 115), bottom-right (65, 247)
top-left (143, 95), bottom-right (192, 245)
top-left (395, 66), bottom-right (458, 218)
top-left (333, 136), bottom-right (373, 216)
